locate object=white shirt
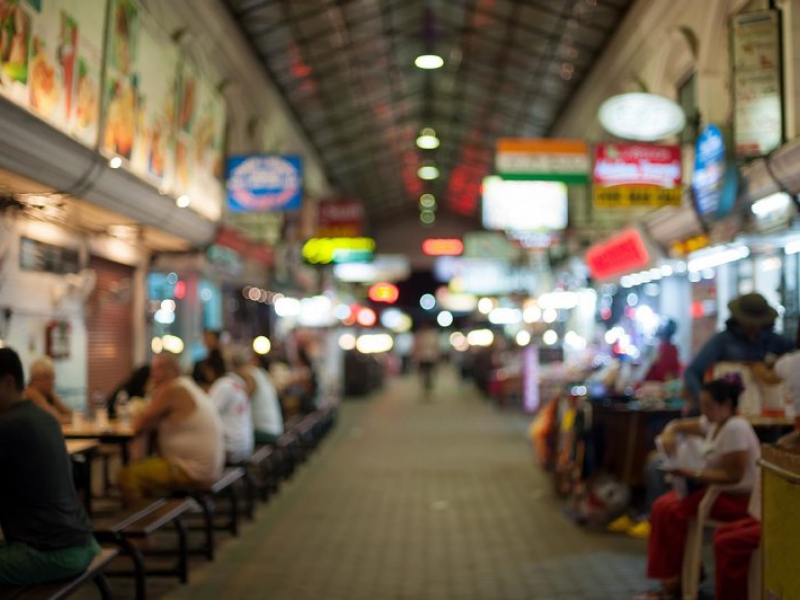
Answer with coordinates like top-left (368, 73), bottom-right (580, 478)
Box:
top-left (157, 377), bottom-right (224, 483)
top-left (701, 415), bottom-right (761, 494)
top-left (775, 351), bottom-right (800, 414)
top-left (209, 373), bottom-right (254, 463)
top-left (246, 365), bottom-right (284, 437)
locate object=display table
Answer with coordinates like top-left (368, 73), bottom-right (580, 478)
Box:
top-left (592, 403), bottom-right (681, 488)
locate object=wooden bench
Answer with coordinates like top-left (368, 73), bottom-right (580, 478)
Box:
top-left (94, 499), bottom-right (193, 600)
top-left (172, 467), bottom-right (246, 561)
top-left (248, 444), bottom-right (279, 502)
top-left (0, 547), bottom-right (118, 600)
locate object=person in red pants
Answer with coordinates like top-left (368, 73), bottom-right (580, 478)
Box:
top-left (713, 516), bottom-right (760, 600)
top-left (639, 376), bottom-right (761, 598)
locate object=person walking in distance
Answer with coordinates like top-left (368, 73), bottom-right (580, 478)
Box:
top-left (413, 322), bottom-right (441, 399)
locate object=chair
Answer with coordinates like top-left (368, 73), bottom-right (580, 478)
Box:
top-left (681, 486), bottom-right (722, 600)
top-left (748, 546), bottom-right (761, 600)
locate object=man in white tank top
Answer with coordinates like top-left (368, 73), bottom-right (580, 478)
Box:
top-left (231, 348), bottom-right (284, 445)
top-left (118, 353), bottom-right (225, 506)
top-left (208, 366), bottom-right (254, 464)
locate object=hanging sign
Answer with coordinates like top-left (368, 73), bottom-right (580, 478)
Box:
top-left (691, 125), bottom-right (738, 221)
top-left (227, 155), bottom-right (303, 212)
top-left (495, 139), bottom-right (589, 183)
top-left (317, 200), bottom-right (364, 237)
top-left (592, 143), bottom-right (682, 209)
top-left (598, 93), bottom-right (686, 142)
top-left (732, 10), bottom-right (783, 158)
top-left (586, 228), bottom-right (650, 280)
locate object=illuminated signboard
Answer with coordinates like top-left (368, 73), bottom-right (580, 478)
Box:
top-left (227, 155), bottom-right (303, 212)
top-left (586, 228), bottom-right (650, 280)
top-left (495, 138), bottom-right (590, 183)
top-left (317, 200), bottom-right (364, 237)
top-left (592, 144), bottom-right (682, 209)
top-left (598, 93), bottom-right (686, 142)
top-left (422, 238), bottom-right (464, 256)
top-left (368, 282), bottom-right (400, 304)
top-left (302, 237), bottom-right (375, 265)
top-left (481, 177), bottom-right (568, 231)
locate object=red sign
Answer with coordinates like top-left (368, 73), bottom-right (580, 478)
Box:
top-left (586, 228), bottom-right (650, 280)
top-left (368, 282), bottom-right (399, 304)
top-left (422, 238), bottom-right (464, 256)
top-left (317, 200), bottom-right (364, 237)
top-left (593, 144), bottom-right (682, 188)
top-left (215, 226), bottom-right (273, 267)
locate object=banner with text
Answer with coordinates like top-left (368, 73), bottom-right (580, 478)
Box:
top-left (592, 143), bottom-right (682, 209)
top-left (496, 138), bottom-right (589, 183)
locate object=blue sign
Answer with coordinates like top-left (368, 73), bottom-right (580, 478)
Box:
top-left (692, 125), bottom-right (737, 221)
top-left (227, 155), bottom-right (303, 212)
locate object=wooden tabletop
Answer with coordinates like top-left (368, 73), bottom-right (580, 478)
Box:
top-left (747, 416), bottom-right (794, 427)
top-left (66, 439), bottom-right (100, 455)
top-left (63, 421), bottom-right (136, 439)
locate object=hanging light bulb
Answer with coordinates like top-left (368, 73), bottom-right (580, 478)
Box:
top-left (420, 193), bottom-right (436, 208)
top-left (416, 128), bottom-right (440, 149)
top-left (414, 54), bottom-right (444, 69)
top-left (418, 165), bottom-right (440, 180)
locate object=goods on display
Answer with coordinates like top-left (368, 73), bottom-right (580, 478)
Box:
top-left (0, 0), bottom-right (104, 146)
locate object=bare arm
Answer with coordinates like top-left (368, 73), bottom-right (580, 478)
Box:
top-left (673, 449), bottom-right (749, 485)
top-left (133, 385), bottom-right (176, 435)
top-left (26, 387), bottom-right (66, 422)
top-left (49, 392), bottom-right (73, 418)
top-left (658, 417), bottom-right (706, 454)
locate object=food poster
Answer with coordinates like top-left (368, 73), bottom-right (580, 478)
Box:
top-left (173, 60), bottom-right (197, 194)
top-left (101, 0), bottom-right (138, 160)
top-left (0, 0), bottom-right (104, 146)
top-left (186, 76), bottom-right (225, 220)
top-left (129, 12), bottom-right (178, 188)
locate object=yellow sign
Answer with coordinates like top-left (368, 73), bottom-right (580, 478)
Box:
top-left (302, 237), bottom-right (375, 265)
top-left (593, 186), bottom-right (682, 209)
top-left (671, 234), bottom-right (710, 257)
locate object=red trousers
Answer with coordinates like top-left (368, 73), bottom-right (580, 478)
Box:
top-left (647, 490), bottom-right (751, 580)
top-left (713, 517), bottom-right (761, 600)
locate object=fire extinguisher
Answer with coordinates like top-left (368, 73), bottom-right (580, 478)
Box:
top-left (45, 320), bottom-right (71, 359)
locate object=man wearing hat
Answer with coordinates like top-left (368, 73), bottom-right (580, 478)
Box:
top-left (683, 292), bottom-right (794, 412)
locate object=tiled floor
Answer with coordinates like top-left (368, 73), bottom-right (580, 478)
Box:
top-left (101, 369), bottom-right (652, 599)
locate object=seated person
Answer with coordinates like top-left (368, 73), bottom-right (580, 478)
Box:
top-left (643, 376), bottom-right (760, 598)
top-left (105, 364), bottom-right (152, 418)
top-left (25, 356), bottom-right (72, 423)
top-left (208, 359), bottom-right (254, 464)
top-left (192, 330), bottom-right (226, 391)
top-left (232, 347), bottom-right (284, 446)
top-left (0, 347), bottom-right (100, 584)
top-left (118, 353), bottom-right (224, 505)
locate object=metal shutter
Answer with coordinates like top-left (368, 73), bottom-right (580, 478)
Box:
top-left (87, 256), bottom-right (134, 400)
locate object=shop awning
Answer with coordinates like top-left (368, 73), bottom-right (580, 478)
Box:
top-left (215, 227), bottom-right (273, 267)
top-left (0, 98), bottom-right (216, 247)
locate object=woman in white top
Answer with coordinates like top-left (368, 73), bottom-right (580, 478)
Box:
top-left (641, 375), bottom-right (760, 599)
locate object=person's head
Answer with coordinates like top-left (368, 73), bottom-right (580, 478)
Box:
top-left (28, 356), bottom-right (56, 394)
top-left (658, 319), bottom-right (677, 343)
top-left (151, 352), bottom-right (183, 388)
top-left (203, 330), bottom-right (221, 351)
top-left (728, 293), bottom-right (778, 340)
top-left (0, 348), bottom-right (25, 408)
top-left (700, 375), bottom-right (744, 423)
top-left (229, 346), bottom-right (250, 372)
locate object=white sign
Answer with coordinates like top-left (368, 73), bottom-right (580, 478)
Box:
top-left (598, 93), bottom-right (686, 141)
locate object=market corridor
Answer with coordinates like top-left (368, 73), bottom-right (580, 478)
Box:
top-left (163, 370), bottom-right (648, 600)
